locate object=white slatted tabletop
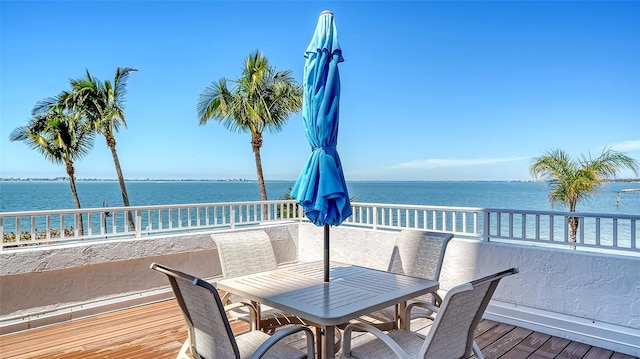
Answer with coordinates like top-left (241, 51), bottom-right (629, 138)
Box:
top-left (218, 261), bottom-right (438, 358)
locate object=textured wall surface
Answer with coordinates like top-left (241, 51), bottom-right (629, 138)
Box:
top-left (2, 222), bottom-right (638, 333)
top-left (0, 224), bottom-right (299, 318)
top-left (439, 238), bottom-right (640, 330)
top-left (299, 223), bottom-right (640, 330)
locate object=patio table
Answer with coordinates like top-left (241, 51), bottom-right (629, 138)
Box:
top-left (217, 261), bottom-right (439, 359)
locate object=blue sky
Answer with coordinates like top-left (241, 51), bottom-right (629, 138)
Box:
top-left (2, 1), bottom-right (639, 181)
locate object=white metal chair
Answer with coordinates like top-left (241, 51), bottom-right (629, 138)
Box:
top-left (351, 230), bottom-right (453, 331)
top-left (212, 230), bottom-right (306, 332)
top-left (342, 268), bottom-right (519, 359)
top-left (150, 262), bottom-right (315, 359)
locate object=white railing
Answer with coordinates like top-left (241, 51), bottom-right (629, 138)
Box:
top-left (484, 208), bottom-right (639, 253)
top-left (2, 201), bottom-right (638, 254)
top-left (0, 200), bottom-right (302, 249)
top-left (347, 203), bottom-right (483, 237)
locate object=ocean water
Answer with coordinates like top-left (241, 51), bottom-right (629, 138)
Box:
top-left (1, 180), bottom-right (639, 215)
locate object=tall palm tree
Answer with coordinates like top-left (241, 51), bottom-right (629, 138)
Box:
top-left (10, 95), bottom-right (95, 235)
top-left (69, 67), bottom-right (138, 231)
top-left (530, 148), bottom-right (639, 246)
top-left (197, 51), bottom-right (302, 202)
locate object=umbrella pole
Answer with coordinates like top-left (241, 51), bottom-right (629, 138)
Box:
top-left (324, 223), bottom-right (330, 282)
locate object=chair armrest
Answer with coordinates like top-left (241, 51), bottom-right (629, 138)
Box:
top-left (404, 301), bottom-right (438, 330)
top-left (221, 291), bottom-right (232, 305)
top-left (433, 291), bottom-right (444, 306)
top-left (223, 301), bottom-right (257, 317)
top-left (249, 325), bottom-right (315, 359)
top-left (342, 322), bottom-right (410, 359)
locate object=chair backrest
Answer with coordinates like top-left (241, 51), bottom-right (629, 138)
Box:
top-left (420, 268), bottom-right (519, 359)
top-left (150, 262), bottom-right (240, 358)
top-left (212, 230), bottom-right (278, 278)
top-left (388, 230), bottom-right (453, 280)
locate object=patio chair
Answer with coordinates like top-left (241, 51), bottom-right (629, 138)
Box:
top-left (351, 230), bottom-right (453, 331)
top-left (212, 230), bottom-right (308, 332)
top-left (150, 262), bottom-right (315, 359)
top-left (342, 267), bottom-right (518, 359)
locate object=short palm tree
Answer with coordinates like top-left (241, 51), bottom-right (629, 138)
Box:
top-left (197, 51), bottom-right (302, 203)
top-left (530, 148), bottom-right (639, 246)
top-left (10, 95), bottom-right (95, 235)
top-left (69, 67), bottom-right (138, 231)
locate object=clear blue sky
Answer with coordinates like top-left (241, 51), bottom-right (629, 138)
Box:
top-left (2, 1), bottom-right (639, 181)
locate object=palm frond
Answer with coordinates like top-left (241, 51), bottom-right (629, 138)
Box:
top-left (530, 147), bottom-right (639, 212)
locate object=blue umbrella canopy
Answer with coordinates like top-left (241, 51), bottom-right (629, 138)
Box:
top-left (291, 11), bottom-right (352, 282)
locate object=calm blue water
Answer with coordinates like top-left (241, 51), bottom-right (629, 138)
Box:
top-left (1, 180), bottom-right (639, 215)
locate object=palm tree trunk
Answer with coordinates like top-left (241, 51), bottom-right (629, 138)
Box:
top-left (66, 161), bottom-right (84, 236)
top-left (568, 216), bottom-right (579, 250)
top-left (107, 136), bottom-right (135, 231)
top-left (252, 139), bottom-right (269, 219)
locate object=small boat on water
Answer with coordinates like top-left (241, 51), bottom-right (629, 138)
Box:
top-left (620, 188), bottom-right (640, 193)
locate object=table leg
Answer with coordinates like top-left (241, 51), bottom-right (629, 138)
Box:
top-left (315, 327), bottom-right (322, 358)
top-left (398, 301), bottom-right (407, 330)
top-left (251, 301), bottom-right (260, 331)
top-left (320, 325), bottom-right (336, 359)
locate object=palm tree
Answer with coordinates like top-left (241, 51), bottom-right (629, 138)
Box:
top-left (197, 50), bottom-right (302, 203)
top-left (69, 67), bottom-right (138, 231)
top-left (10, 95), bottom-right (95, 235)
top-left (530, 148), bottom-right (639, 246)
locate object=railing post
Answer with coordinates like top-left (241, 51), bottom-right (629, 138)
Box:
top-left (135, 210), bottom-right (142, 238)
top-left (0, 217), bottom-right (4, 250)
top-left (372, 206), bottom-right (378, 230)
top-left (483, 210), bottom-right (490, 242)
top-left (266, 202), bottom-right (270, 221)
top-left (230, 206), bottom-right (236, 229)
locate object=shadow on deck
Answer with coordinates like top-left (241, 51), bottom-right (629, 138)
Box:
top-left (0, 299), bottom-right (636, 359)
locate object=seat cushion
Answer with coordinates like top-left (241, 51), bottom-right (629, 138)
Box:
top-left (346, 330), bottom-right (425, 359)
top-left (236, 330), bottom-right (306, 359)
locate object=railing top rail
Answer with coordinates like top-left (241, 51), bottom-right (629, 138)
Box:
top-left (0, 199), bottom-right (299, 217)
top-left (2, 200), bottom-right (638, 254)
top-left (484, 207), bottom-right (640, 220)
top-left (351, 202), bottom-right (487, 211)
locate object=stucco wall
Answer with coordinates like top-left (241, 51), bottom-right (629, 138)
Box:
top-left (298, 223), bottom-right (640, 330)
top-left (2, 222), bottom-right (638, 353)
top-left (439, 238), bottom-right (640, 330)
top-left (0, 224), bottom-right (299, 319)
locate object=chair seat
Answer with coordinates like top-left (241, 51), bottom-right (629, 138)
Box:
top-left (230, 304), bottom-right (308, 330)
top-left (225, 292), bottom-right (308, 330)
top-left (346, 330), bottom-right (425, 359)
top-left (236, 330), bottom-right (307, 359)
top-left (354, 298), bottom-right (437, 324)
top-left (342, 268), bottom-right (519, 359)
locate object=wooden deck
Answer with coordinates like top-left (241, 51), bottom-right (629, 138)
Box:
top-left (0, 299), bottom-right (636, 359)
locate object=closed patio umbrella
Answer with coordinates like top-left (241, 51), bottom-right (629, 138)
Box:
top-left (291, 10), bottom-right (352, 283)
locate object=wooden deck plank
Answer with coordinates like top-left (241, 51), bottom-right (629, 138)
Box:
top-left (481, 326), bottom-right (533, 358)
top-left (611, 353), bottom-right (639, 359)
top-left (556, 341), bottom-right (593, 359)
top-left (499, 331), bottom-right (552, 359)
top-left (531, 336), bottom-right (572, 358)
top-left (474, 322), bottom-right (516, 350)
top-left (1, 302), bottom-right (184, 358)
top-left (0, 298), bottom-right (636, 359)
top-left (474, 319), bottom-right (500, 337)
top-left (583, 346), bottom-right (614, 359)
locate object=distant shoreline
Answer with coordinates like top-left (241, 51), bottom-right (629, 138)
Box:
top-left (2, 178), bottom-right (639, 183)
top-left (0, 178), bottom-right (256, 183)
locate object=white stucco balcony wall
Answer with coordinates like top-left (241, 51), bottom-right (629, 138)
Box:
top-left (298, 223), bottom-right (640, 356)
top-left (1, 222), bottom-right (638, 355)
